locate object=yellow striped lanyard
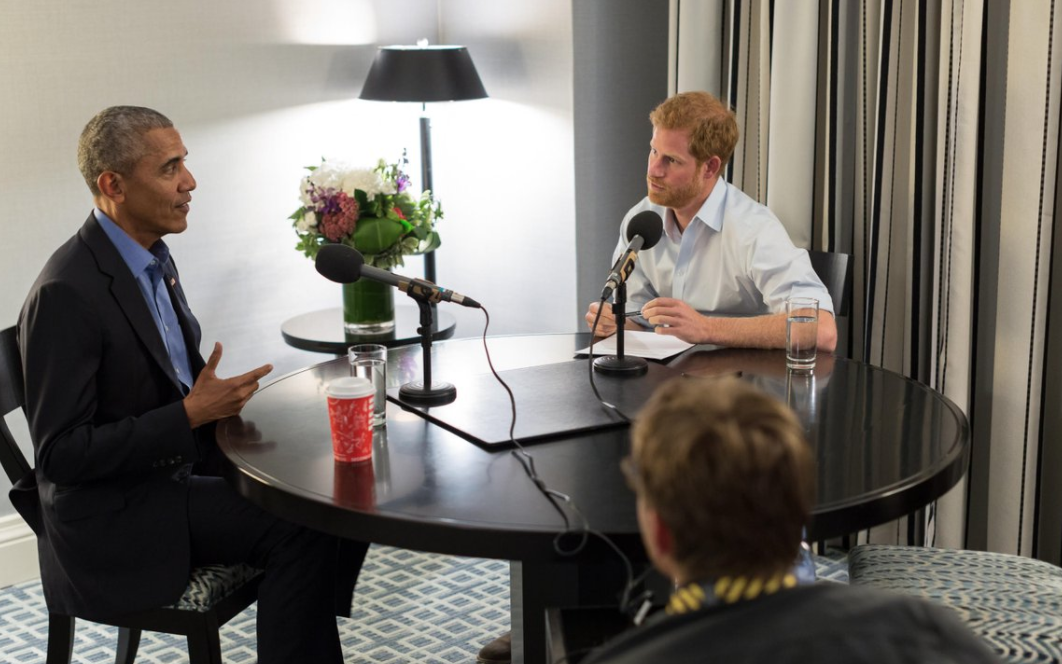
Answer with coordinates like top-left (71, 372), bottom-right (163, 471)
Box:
top-left (666, 571), bottom-right (803, 615)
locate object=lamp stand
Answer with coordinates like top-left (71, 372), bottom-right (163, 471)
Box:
top-left (419, 110), bottom-right (438, 285)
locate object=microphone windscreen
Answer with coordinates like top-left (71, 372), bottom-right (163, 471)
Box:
top-left (315, 244), bottom-right (365, 283)
top-left (627, 210), bottom-right (664, 249)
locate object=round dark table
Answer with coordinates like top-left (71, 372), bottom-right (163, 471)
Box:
top-left (218, 334), bottom-right (969, 663)
top-left (280, 306), bottom-right (457, 353)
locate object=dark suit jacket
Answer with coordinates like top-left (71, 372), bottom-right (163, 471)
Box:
top-left (17, 213), bottom-right (212, 619)
top-left (580, 583), bottom-right (1001, 664)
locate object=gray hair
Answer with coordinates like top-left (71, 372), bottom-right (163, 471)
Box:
top-left (78, 106), bottom-right (173, 196)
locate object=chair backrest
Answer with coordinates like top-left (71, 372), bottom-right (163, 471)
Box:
top-left (808, 250), bottom-right (852, 318)
top-left (0, 326), bottom-right (31, 484)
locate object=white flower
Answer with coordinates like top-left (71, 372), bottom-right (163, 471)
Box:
top-left (339, 169), bottom-right (390, 199)
top-left (307, 162), bottom-right (343, 189)
top-left (299, 182), bottom-right (315, 207)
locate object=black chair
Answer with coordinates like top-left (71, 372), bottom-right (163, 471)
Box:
top-left (808, 250), bottom-right (852, 317)
top-left (0, 325), bottom-right (263, 664)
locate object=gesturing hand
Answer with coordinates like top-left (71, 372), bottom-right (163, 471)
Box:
top-left (183, 342), bottom-right (273, 429)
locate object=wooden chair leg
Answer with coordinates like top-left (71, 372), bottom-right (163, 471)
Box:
top-left (115, 627), bottom-right (141, 664)
top-left (186, 614), bottom-right (224, 664)
top-left (46, 613), bottom-right (74, 664)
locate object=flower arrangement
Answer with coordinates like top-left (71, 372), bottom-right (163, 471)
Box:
top-left (290, 154), bottom-right (442, 271)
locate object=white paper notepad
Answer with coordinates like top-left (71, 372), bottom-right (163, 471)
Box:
top-left (576, 330), bottom-right (694, 361)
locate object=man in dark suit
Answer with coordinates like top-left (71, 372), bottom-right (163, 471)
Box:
top-left (17, 106), bottom-right (360, 663)
top-left (578, 378), bottom-right (999, 664)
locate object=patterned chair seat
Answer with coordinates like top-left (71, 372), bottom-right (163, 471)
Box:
top-left (848, 544), bottom-right (1062, 664)
top-left (170, 564), bottom-right (264, 613)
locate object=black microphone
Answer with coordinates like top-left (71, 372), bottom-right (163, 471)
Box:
top-left (600, 210), bottom-right (663, 300)
top-left (315, 244), bottom-right (482, 309)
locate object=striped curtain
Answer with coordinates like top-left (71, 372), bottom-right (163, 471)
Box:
top-left (672, 0), bottom-right (1062, 561)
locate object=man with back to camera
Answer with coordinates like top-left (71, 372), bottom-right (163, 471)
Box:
top-left (15, 106), bottom-right (367, 663)
top-left (585, 91), bottom-right (837, 352)
top-left (578, 377), bottom-right (999, 664)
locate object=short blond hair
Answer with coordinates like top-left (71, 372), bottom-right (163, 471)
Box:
top-left (629, 377), bottom-right (814, 580)
top-left (649, 91), bottom-right (739, 168)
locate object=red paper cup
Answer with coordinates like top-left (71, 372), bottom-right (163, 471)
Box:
top-left (326, 377), bottom-right (375, 463)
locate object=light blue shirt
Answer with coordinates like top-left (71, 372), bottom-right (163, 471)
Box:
top-left (95, 209), bottom-right (194, 391)
top-left (615, 180), bottom-right (834, 325)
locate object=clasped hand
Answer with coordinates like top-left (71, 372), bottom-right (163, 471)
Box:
top-left (183, 342), bottom-right (273, 429)
top-left (585, 297), bottom-right (708, 343)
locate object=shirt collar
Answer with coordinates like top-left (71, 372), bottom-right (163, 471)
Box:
top-left (94, 208), bottom-right (171, 277)
top-left (662, 179), bottom-right (728, 242)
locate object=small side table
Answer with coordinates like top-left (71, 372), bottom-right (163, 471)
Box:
top-left (280, 306), bottom-right (457, 354)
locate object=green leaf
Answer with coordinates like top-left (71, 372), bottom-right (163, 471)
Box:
top-left (352, 216), bottom-right (408, 255)
top-left (420, 231), bottom-right (441, 253)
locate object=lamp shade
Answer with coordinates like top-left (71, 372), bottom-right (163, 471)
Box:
top-left (359, 45), bottom-right (488, 102)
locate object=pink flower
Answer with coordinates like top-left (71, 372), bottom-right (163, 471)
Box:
top-left (320, 192), bottom-right (359, 242)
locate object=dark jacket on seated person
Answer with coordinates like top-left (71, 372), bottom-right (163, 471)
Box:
top-left (581, 582), bottom-right (1001, 664)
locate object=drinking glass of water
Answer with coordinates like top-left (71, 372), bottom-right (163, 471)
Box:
top-left (348, 344), bottom-right (388, 427)
top-left (785, 297), bottom-right (819, 370)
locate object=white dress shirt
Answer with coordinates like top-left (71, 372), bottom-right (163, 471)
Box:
top-left (615, 180), bottom-right (834, 323)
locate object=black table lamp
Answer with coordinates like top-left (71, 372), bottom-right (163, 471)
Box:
top-left (359, 42), bottom-right (488, 284)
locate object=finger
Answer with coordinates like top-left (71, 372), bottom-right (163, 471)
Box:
top-left (236, 364), bottom-right (273, 384)
top-left (591, 315), bottom-right (614, 335)
top-left (204, 342), bottom-right (222, 373)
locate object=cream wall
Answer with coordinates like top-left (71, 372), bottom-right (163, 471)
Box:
top-left (0, 0), bottom-right (576, 526)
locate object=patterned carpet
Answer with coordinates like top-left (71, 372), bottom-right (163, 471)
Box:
top-left (0, 545), bottom-right (847, 663)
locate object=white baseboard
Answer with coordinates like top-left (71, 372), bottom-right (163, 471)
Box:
top-left (0, 513), bottom-right (39, 588)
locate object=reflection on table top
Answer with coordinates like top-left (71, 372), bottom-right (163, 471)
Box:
top-left (218, 334), bottom-right (969, 562)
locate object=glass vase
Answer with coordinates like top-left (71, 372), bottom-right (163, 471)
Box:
top-left (342, 278), bottom-right (395, 334)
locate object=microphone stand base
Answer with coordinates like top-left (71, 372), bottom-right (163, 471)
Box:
top-left (593, 355), bottom-right (649, 376)
top-left (400, 381), bottom-right (457, 405)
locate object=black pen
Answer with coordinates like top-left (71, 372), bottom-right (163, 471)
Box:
top-left (624, 310), bottom-right (667, 328)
